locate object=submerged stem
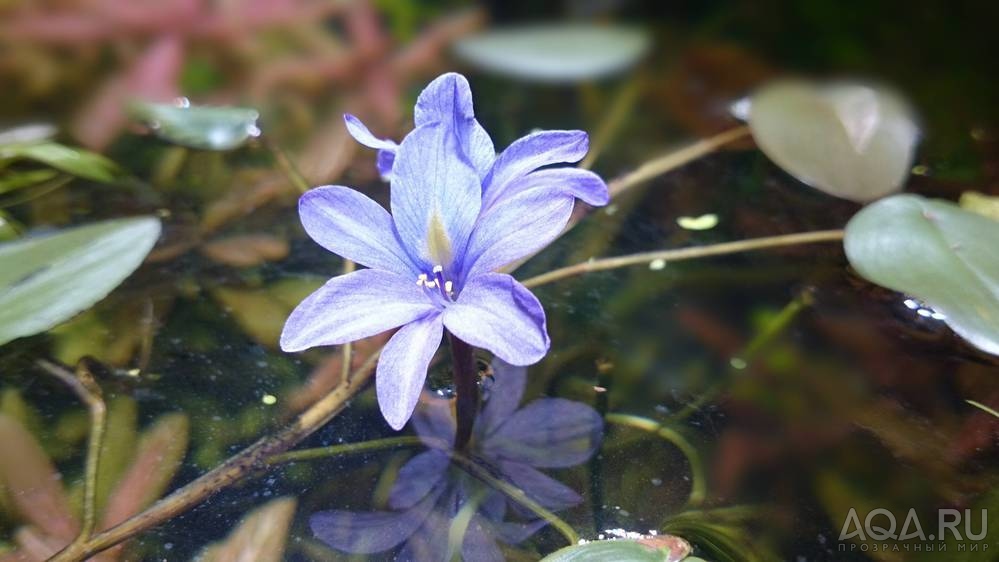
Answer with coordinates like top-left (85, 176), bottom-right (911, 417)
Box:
top-left (449, 452), bottom-right (580, 546)
top-left (37, 360), bottom-right (107, 543)
top-left (605, 413), bottom-right (706, 508)
top-left (267, 435), bottom-right (424, 465)
top-left (522, 230), bottom-right (845, 289)
top-left (449, 333), bottom-right (479, 452)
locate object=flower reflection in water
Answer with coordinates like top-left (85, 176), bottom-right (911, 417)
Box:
top-left (311, 359), bottom-right (603, 560)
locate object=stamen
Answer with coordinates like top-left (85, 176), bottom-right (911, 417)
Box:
top-left (416, 273), bottom-right (428, 286)
top-left (444, 280), bottom-right (454, 294)
top-left (425, 280), bottom-right (438, 289)
top-left (432, 265), bottom-right (444, 273)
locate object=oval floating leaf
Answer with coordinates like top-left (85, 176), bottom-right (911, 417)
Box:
top-left (129, 101), bottom-right (261, 150)
top-left (541, 535), bottom-right (692, 562)
top-left (746, 80), bottom-right (919, 202)
top-left (455, 24), bottom-right (650, 82)
top-left (0, 217), bottom-right (162, 346)
top-left (844, 194), bottom-right (999, 355)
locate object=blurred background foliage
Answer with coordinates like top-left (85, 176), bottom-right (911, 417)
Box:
top-left (0, 0), bottom-right (997, 560)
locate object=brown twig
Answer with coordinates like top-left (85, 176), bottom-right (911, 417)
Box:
top-left (522, 230), bottom-right (845, 289)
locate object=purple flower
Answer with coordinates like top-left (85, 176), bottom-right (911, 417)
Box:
top-left (280, 73), bottom-right (609, 429)
top-left (310, 360), bottom-right (604, 561)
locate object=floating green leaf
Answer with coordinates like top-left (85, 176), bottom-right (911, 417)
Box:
top-left (454, 24), bottom-right (650, 82)
top-left (129, 101), bottom-right (261, 150)
top-left (0, 143), bottom-right (120, 183)
top-left (541, 535), bottom-right (692, 562)
top-left (844, 194), bottom-right (999, 355)
top-left (746, 80), bottom-right (919, 202)
top-left (0, 217), bottom-right (162, 346)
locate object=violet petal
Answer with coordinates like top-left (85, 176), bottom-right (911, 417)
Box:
top-left (376, 313), bottom-right (445, 430)
top-left (414, 72), bottom-right (496, 178)
top-left (298, 185), bottom-right (415, 275)
top-left (482, 130), bottom-right (589, 209)
top-left (412, 395), bottom-right (457, 444)
top-left (478, 360), bottom-right (528, 437)
top-left (504, 167), bottom-right (610, 207)
top-left (462, 186), bottom-right (575, 278)
top-left (343, 113), bottom-right (398, 151)
top-left (499, 460), bottom-right (582, 511)
top-left (388, 449), bottom-right (450, 510)
top-left (443, 273), bottom-right (549, 366)
top-left (462, 515), bottom-right (506, 562)
top-left (485, 398), bottom-right (604, 468)
top-left (390, 122), bottom-right (482, 269)
top-left (310, 487), bottom-right (439, 554)
top-left (280, 269), bottom-right (435, 352)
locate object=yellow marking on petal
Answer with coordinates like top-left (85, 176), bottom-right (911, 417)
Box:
top-left (427, 212), bottom-right (454, 266)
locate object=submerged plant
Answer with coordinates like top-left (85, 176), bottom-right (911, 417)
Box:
top-left (280, 73), bottom-right (608, 429)
top-left (310, 360), bottom-right (603, 560)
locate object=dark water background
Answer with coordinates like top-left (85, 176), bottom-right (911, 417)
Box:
top-left (1, 1), bottom-right (997, 560)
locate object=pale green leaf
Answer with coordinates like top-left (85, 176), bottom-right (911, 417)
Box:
top-left (129, 102), bottom-right (261, 150)
top-left (455, 24), bottom-right (649, 82)
top-left (747, 80), bottom-right (919, 202)
top-left (844, 194), bottom-right (999, 355)
top-left (0, 217), bottom-right (162, 346)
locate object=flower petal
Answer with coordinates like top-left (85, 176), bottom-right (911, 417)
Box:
top-left (343, 113), bottom-right (398, 151)
top-left (377, 313), bottom-right (445, 430)
top-left (462, 516), bottom-right (505, 562)
top-left (482, 130), bottom-right (589, 209)
top-left (414, 72), bottom-right (495, 177)
top-left (388, 449), bottom-right (450, 510)
top-left (280, 269), bottom-right (434, 352)
top-left (497, 519), bottom-right (550, 544)
top-left (298, 185), bottom-right (415, 275)
top-left (443, 273), bottom-right (549, 365)
top-left (310, 487), bottom-right (441, 554)
top-left (412, 395), bottom-right (456, 444)
top-left (503, 167), bottom-right (610, 207)
top-left (485, 398), bottom-right (603, 468)
top-left (462, 186), bottom-right (575, 278)
top-left (499, 460), bottom-right (582, 511)
top-left (391, 123), bottom-right (482, 269)
top-left (478, 360), bottom-right (527, 437)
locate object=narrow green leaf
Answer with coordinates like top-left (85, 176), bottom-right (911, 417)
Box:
top-left (0, 143), bottom-right (120, 183)
top-left (0, 169), bottom-right (60, 195)
top-left (844, 194), bottom-right (999, 355)
top-left (0, 217), bottom-right (162, 346)
top-left (129, 101), bottom-right (261, 150)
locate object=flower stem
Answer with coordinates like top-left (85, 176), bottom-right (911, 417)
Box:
top-left (448, 333), bottom-right (479, 452)
top-left (37, 360), bottom-right (107, 543)
top-left (521, 230), bottom-right (845, 289)
top-left (266, 435), bottom-right (424, 465)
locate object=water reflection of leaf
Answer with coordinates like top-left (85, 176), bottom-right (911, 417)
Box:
top-left (195, 497), bottom-right (297, 562)
top-left (311, 360), bottom-right (603, 560)
top-left (211, 277), bottom-right (324, 348)
top-left (0, 404), bottom-right (189, 561)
